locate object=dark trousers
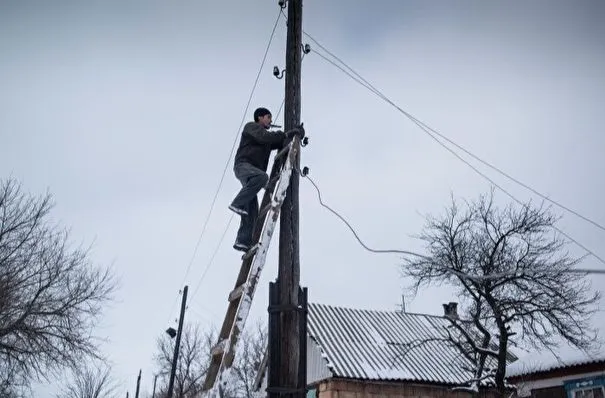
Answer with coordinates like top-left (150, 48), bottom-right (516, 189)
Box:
top-left (231, 162), bottom-right (269, 246)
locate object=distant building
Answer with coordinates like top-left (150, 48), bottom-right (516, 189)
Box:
top-left (507, 350), bottom-right (605, 398)
top-left (255, 302), bottom-right (517, 397)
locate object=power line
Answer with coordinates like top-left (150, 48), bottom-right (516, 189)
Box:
top-left (303, 33), bottom-right (605, 267)
top-left (189, 214), bottom-right (234, 302)
top-left (302, 31), bottom-right (605, 235)
top-left (302, 172), bottom-right (605, 279)
top-left (165, 10), bottom-right (284, 323)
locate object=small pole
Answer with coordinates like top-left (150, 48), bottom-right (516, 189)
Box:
top-left (134, 369), bottom-right (142, 398)
top-left (167, 285), bottom-right (188, 398)
top-left (152, 374), bottom-right (158, 398)
top-left (298, 287), bottom-right (308, 396)
top-left (267, 281), bottom-right (280, 398)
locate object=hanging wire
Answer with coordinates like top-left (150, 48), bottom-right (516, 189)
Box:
top-left (302, 32), bottom-right (605, 267)
top-left (165, 9), bottom-right (285, 324)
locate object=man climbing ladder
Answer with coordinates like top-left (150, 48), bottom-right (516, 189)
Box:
top-left (229, 107), bottom-right (304, 252)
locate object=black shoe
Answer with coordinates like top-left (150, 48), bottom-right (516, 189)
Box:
top-left (233, 242), bottom-right (250, 252)
top-left (229, 204), bottom-right (248, 216)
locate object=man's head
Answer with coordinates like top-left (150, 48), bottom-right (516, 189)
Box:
top-left (254, 107), bottom-right (272, 128)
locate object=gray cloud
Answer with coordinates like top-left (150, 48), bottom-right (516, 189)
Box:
top-left (2, 0), bottom-right (604, 395)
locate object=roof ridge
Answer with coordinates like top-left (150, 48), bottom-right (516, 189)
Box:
top-left (308, 301), bottom-right (447, 319)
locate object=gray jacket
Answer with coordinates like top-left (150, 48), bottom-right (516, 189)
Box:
top-left (234, 122), bottom-right (286, 171)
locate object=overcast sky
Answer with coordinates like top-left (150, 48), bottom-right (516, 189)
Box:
top-left (2, 0), bottom-right (604, 395)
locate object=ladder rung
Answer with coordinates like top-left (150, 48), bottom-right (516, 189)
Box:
top-left (269, 173), bottom-right (281, 186)
top-left (259, 202), bottom-right (273, 219)
top-left (211, 339), bottom-right (226, 356)
top-left (264, 174), bottom-right (281, 193)
top-left (241, 243), bottom-right (259, 260)
top-left (274, 145), bottom-right (290, 161)
top-left (228, 284), bottom-right (246, 302)
top-left (258, 201), bottom-right (275, 218)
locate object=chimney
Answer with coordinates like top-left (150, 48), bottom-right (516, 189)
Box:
top-left (443, 302), bottom-right (458, 319)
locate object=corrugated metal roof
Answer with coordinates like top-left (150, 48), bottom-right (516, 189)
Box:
top-left (307, 302), bottom-right (506, 386)
top-left (507, 349), bottom-right (605, 377)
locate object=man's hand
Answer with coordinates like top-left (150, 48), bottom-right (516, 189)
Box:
top-left (285, 122), bottom-right (305, 139)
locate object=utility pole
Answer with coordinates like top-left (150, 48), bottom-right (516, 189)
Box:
top-left (277, 0), bottom-right (303, 396)
top-left (134, 369), bottom-right (142, 398)
top-left (167, 285), bottom-right (188, 398)
top-left (152, 374), bottom-right (158, 398)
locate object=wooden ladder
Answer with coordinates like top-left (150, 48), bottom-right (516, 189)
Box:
top-left (202, 140), bottom-right (298, 396)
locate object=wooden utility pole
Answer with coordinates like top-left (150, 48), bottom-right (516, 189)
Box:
top-left (278, 0), bottom-right (303, 395)
top-left (167, 285), bottom-right (188, 398)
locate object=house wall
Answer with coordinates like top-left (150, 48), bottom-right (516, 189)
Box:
top-left (564, 374), bottom-right (605, 397)
top-left (511, 370), bottom-right (605, 397)
top-left (528, 385), bottom-right (565, 398)
top-left (257, 336), bottom-right (333, 394)
top-left (307, 335), bottom-right (333, 384)
top-left (311, 378), bottom-right (503, 398)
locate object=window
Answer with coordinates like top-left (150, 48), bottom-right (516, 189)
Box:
top-left (573, 387), bottom-right (604, 398)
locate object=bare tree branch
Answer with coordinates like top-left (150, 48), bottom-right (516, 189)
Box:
top-left (153, 319), bottom-right (267, 397)
top-left (0, 178), bottom-right (118, 390)
top-left (401, 189), bottom-right (601, 396)
top-left (56, 361), bottom-right (120, 398)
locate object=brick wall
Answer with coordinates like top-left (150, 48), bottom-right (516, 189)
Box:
top-left (313, 378), bottom-right (503, 398)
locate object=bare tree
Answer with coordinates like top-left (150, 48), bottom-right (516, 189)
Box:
top-left (57, 361), bottom-right (120, 398)
top-left (401, 190), bottom-right (601, 396)
top-left (154, 323), bottom-right (211, 398)
top-left (154, 319), bottom-right (268, 398)
top-left (0, 178), bottom-right (117, 389)
top-left (0, 360), bottom-right (29, 398)
top-left (231, 321), bottom-right (267, 398)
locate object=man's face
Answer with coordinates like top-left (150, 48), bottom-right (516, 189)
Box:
top-left (259, 114), bottom-right (272, 128)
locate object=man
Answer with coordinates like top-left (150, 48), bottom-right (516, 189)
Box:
top-left (229, 107), bottom-right (303, 252)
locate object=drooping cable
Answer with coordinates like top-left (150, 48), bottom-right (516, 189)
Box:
top-left (301, 172), bottom-right (605, 280)
top-left (304, 174), bottom-right (427, 258)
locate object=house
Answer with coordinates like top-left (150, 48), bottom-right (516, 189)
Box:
top-left (254, 301), bottom-right (517, 397)
top-left (506, 350), bottom-right (605, 398)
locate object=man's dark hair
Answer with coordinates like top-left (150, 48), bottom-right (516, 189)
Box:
top-left (254, 107), bottom-right (272, 122)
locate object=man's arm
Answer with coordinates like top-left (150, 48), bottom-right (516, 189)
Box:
top-left (270, 124), bottom-right (305, 149)
top-left (243, 122), bottom-right (286, 145)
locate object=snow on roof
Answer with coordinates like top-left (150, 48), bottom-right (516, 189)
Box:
top-left (507, 347), bottom-right (605, 378)
top-left (307, 302), bottom-right (514, 386)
